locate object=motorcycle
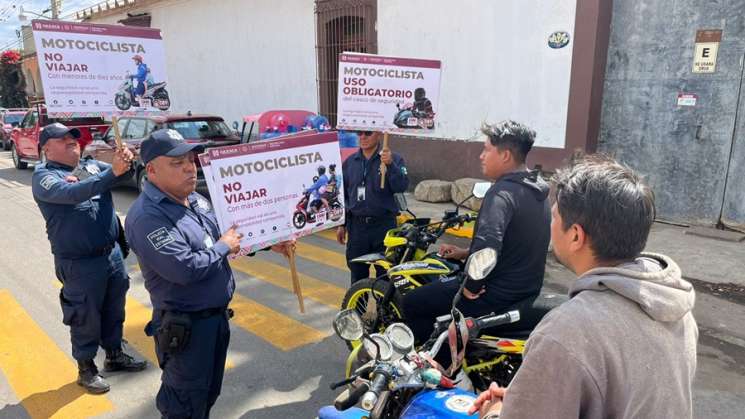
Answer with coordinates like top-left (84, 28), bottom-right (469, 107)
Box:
top-left (393, 102), bottom-right (435, 130)
top-left (320, 248), bottom-right (527, 418)
top-left (293, 185), bottom-right (343, 229)
top-left (340, 183), bottom-right (490, 348)
top-left (114, 72), bottom-right (171, 111)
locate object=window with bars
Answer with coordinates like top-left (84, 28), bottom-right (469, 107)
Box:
top-left (315, 0), bottom-right (377, 127)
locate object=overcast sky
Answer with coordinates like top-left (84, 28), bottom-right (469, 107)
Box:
top-left (0, 0), bottom-right (105, 50)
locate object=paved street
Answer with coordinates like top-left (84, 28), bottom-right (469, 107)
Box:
top-left (0, 150), bottom-right (744, 418)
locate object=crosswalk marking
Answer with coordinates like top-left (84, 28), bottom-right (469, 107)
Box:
top-left (51, 280), bottom-right (236, 370)
top-left (229, 294), bottom-right (329, 351)
top-left (295, 239), bottom-right (349, 272)
top-left (230, 258), bottom-right (346, 308)
top-left (0, 289), bottom-right (114, 419)
top-left (315, 229), bottom-right (338, 242)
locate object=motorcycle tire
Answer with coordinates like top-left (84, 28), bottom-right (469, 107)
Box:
top-left (293, 211), bottom-right (307, 229)
top-left (115, 94), bottom-right (131, 111)
top-left (341, 278), bottom-right (404, 351)
top-left (154, 89), bottom-right (171, 111)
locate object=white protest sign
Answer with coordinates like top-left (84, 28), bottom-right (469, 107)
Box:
top-left (206, 132), bottom-right (345, 255)
top-left (337, 52), bottom-right (441, 132)
top-left (31, 19), bottom-right (170, 116)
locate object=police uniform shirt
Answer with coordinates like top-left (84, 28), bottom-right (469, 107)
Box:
top-left (32, 157), bottom-right (119, 259)
top-left (125, 181), bottom-right (235, 312)
top-left (342, 147), bottom-right (409, 220)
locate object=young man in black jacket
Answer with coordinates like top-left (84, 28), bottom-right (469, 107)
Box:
top-left (403, 120), bottom-right (551, 342)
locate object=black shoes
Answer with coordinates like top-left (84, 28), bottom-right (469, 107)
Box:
top-left (77, 359), bottom-right (111, 394)
top-left (104, 349), bottom-right (148, 372)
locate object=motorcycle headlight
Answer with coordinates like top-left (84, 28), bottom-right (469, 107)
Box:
top-left (384, 323), bottom-right (415, 360)
top-left (364, 333), bottom-right (393, 361)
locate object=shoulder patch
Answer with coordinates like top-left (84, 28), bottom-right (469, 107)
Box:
top-left (85, 163), bottom-right (100, 175)
top-left (147, 227), bottom-right (176, 250)
top-left (40, 175), bottom-right (59, 190)
top-left (400, 166), bottom-right (408, 175)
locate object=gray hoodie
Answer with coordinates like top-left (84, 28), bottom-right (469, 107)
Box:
top-left (500, 253), bottom-right (698, 419)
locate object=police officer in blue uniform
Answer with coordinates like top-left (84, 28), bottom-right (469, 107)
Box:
top-left (337, 130), bottom-right (409, 283)
top-left (125, 129), bottom-right (292, 418)
top-left (32, 122), bottom-right (147, 394)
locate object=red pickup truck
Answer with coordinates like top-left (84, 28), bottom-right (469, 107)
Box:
top-left (10, 105), bottom-right (110, 170)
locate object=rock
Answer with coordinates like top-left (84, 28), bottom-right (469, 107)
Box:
top-left (414, 180), bottom-right (452, 203)
top-left (451, 178), bottom-right (486, 211)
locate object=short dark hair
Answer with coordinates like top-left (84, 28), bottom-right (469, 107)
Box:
top-left (481, 120), bottom-right (536, 163)
top-left (552, 154), bottom-right (656, 262)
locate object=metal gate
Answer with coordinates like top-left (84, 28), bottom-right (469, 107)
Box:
top-left (315, 0), bottom-right (377, 127)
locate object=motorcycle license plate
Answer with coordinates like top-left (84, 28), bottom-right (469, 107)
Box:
top-left (316, 211), bottom-right (327, 223)
top-left (407, 117), bottom-right (418, 126)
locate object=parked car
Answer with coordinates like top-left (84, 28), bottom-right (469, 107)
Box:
top-left (84, 114), bottom-right (240, 192)
top-left (1, 109), bottom-right (27, 151)
top-left (9, 105), bottom-right (109, 169)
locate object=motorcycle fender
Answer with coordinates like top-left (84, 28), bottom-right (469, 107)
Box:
top-left (349, 252), bottom-right (386, 265)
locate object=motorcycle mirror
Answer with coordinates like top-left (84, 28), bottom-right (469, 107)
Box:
top-left (232, 121), bottom-right (239, 130)
top-left (332, 309), bottom-right (364, 341)
top-left (465, 247), bottom-right (498, 281)
top-left (472, 182), bottom-right (491, 199)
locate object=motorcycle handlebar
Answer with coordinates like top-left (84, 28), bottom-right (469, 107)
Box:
top-left (334, 382), bottom-right (370, 411)
top-left (360, 371), bottom-right (390, 410)
top-left (473, 310), bottom-right (521, 333)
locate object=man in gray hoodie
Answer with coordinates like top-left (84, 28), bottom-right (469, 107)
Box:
top-left (471, 155), bottom-right (698, 419)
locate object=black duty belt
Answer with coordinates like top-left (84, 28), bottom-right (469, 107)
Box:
top-left (174, 307), bottom-right (233, 319)
top-left (89, 243), bottom-right (116, 257)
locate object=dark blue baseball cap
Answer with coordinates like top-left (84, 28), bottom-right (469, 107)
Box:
top-left (40, 122), bottom-right (81, 147)
top-left (140, 129), bottom-right (204, 164)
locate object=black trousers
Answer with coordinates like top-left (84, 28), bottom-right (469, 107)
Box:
top-left (345, 216), bottom-right (397, 283)
top-left (402, 276), bottom-right (514, 345)
top-left (147, 309), bottom-right (231, 419)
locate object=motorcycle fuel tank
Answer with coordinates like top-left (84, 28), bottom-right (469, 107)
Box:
top-left (317, 405), bottom-right (369, 419)
top-left (400, 388), bottom-right (478, 418)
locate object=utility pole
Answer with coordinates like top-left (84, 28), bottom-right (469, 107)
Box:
top-left (51, 0), bottom-right (60, 19)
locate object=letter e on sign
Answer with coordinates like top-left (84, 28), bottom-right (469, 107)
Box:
top-left (692, 29), bottom-right (722, 73)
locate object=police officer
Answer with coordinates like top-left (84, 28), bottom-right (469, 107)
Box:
top-left (32, 122), bottom-right (147, 394)
top-left (125, 129), bottom-right (291, 418)
top-left (337, 130), bottom-right (409, 283)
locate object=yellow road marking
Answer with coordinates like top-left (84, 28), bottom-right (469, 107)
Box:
top-left (0, 289), bottom-right (114, 418)
top-left (52, 281), bottom-right (235, 370)
top-left (230, 258), bottom-right (346, 308)
top-left (229, 294), bottom-right (329, 351)
top-left (295, 240), bottom-right (349, 271)
top-left (315, 229), bottom-right (338, 242)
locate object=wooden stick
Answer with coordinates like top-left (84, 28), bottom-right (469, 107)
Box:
top-left (111, 116), bottom-right (123, 149)
top-left (380, 132), bottom-right (389, 189)
top-left (287, 247), bottom-right (305, 313)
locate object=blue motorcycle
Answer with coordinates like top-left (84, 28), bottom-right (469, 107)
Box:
top-left (319, 248), bottom-right (521, 419)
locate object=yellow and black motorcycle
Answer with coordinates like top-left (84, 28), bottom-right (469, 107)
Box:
top-left (340, 184), bottom-right (490, 347)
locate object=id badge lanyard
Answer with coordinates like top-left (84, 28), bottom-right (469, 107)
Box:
top-left (188, 201), bottom-right (215, 248)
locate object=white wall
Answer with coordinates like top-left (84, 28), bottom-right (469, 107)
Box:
top-left (89, 0), bottom-right (318, 125)
top-left (378, 0), bottom-right (577, 148)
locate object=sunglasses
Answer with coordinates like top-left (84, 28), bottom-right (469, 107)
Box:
top-left (354, 130), bottom-right (374, 137)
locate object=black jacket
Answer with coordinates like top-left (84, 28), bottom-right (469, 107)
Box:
top-left (466, 170), bottom-right (551, 305)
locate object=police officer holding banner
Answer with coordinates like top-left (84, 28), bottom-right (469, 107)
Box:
top-left (32, 122), bottom-right (147, 394)
top-left (125, 129), bottom-right (292, 418)
top-left (337, 130), bottom-right (409, 283)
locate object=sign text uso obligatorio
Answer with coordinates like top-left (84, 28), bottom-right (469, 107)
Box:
top-left (218, 151), bottom-right (323, 205)
top-left (341, 66), bottom-right (423, 98)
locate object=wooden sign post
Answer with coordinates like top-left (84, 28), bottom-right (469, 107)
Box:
top-left (111, 116), bottom-right (123, 149)
top-left (286, 244), bottom-right (305, 313)
top-left (380, 132), bottom-right (389, 189)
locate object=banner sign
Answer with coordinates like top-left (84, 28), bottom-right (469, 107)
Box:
top-left (31, 19), bottom-right (170, 116)
top-left (336, 52), bottom-right (441, 132)
top-left (203, 132), bottom-right (345, 255)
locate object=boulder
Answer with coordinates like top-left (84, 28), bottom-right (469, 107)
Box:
top-left (414, 180), bottom-right (452, 203)
top-left (451, 178), bottom-right (486, 211)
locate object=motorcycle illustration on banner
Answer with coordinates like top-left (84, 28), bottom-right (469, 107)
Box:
top-left (293, 163), bottom-right (343, 229)
top-left (114, 71), bottom-right (171, 111)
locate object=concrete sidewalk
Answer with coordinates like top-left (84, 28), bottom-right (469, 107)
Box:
top-left (404, 193), bottom-right (745, 289)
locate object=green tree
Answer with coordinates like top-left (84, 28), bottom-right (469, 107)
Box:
top-left (0, 50), bottom-right (28, 108)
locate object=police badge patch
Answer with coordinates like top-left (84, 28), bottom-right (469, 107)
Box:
top-left (147, 227), bottom-right (176, 250)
